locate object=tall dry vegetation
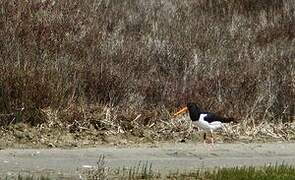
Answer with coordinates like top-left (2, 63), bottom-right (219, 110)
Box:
top-left (0, 0), bottom-right (294, 127)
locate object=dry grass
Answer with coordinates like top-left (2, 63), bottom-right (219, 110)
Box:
top-left (0, 0), bottom-right (294, 146)
top-left (0, 106), bottom-right (294, 148)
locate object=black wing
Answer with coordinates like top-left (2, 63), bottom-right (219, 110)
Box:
top-left (203, 113), bottom-right (234, 123)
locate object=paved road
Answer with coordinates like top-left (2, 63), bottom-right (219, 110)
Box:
top-left (1, 143), bottom-right (295, 178)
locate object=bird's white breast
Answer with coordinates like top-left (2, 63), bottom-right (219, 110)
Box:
top-left (192, 114), bottom-right (223, 131)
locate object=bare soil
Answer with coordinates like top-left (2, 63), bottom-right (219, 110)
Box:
top-left (1, 142), bottom-right (295, 179)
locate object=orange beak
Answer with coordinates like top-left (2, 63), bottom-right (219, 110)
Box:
top-left (173, 107), bottom-right (188, 117)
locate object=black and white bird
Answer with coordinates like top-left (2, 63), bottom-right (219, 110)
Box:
top-left (173, 102), bottom-right (235, 145)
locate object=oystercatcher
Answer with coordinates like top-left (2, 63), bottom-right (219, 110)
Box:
top-left (173, 102), bottom-right (235, 145)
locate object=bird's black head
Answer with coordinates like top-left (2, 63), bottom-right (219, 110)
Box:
top-left (187, 102), bottom-right (201, 121)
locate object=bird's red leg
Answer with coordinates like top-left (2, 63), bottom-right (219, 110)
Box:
top-left (211, 137), bottom-right (214, 145)
top-left (203, 132), bottom-right (207, 145)
top-left (210, 130), bottom-right (215, 147)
